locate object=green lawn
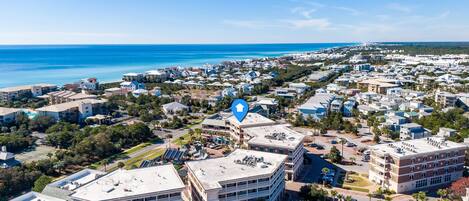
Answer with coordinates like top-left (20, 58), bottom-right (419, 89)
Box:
top-left (173, 133), bottom-right (191, 146)
top-left (88, 142), bottom-right (152, 170)
top-left (342, 174), bottom-right (373, 193)
top-left (123, 148), bottom-right (165, 169)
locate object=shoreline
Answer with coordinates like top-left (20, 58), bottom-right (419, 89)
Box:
top-left (0, 43), bottom-right (353, 88)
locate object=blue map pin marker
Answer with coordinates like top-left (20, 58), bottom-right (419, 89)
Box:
top-left (231, 99), bottom-right (249, 122)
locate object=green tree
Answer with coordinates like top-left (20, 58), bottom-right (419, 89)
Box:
top-left (412, 191), bottom-right (427, 201)
top-left (32, 175), bottom-right (52, 192)
top-left (328, 146), bottom-right (342, 163)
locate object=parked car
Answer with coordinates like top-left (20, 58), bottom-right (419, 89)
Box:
top-left (346, 142), bottom-right (356, 147)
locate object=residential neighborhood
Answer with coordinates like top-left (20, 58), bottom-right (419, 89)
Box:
top-left (3, 43), bottom-right (469, 201)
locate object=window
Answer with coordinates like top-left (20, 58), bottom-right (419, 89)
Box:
top-left (144, 197), bottom-right (156, 201)
top-left (227, 192), bottom-right (236, 197)
top-left (170, 193), bottom-right (180, 197)
top-left (259, 178), bottom-right (269, 182)
top-left (248, 180), bottom-right (257, 184)
top-left (238, 181), bottom-right (247, 186)
top-left (226, 183), bottom-right (236, 188)
top-left (430, 176), bottom-right (442, 185)
top-left (218, 194), bottom-right (225, 199)
top-left (238, 190), bottom-right (247, 195)
top-left (248, 189), bottom-right (257, 193)
top-left (415, 179), bottom-right (427, 188)
top-left (157, 194), bottom-right (168, 199)
top-left (444, 175), bottom-right (451, 182)
top-left (258, 187), bottom-right (269, 192)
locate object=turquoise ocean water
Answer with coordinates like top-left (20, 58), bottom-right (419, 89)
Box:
top-left (0, 43), bottom-right (351, 87)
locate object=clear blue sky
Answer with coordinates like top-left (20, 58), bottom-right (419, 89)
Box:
top-left (0, 0), bottom-right (467, 44)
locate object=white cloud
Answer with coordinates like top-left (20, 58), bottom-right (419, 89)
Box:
top-left (285, 18), bottom-right (331, 30)
top-left (333, 6), bottom-right (362, 16)
top-left (291, 7), bottom-right (317, 19)
top-left (387, 3), bottom-right (412, 13)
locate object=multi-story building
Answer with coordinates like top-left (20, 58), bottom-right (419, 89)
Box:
top-left (357, 79), bottom-right (399, 94)
top-left (201, 112), bottom-right (232, 136)
top-left (227, 113), bottom-right (276, 143)
top-left (0, 107), bottom-right (22, 125)
top-left (44, 91), bottom-right (97, 105)
top-left (36, 99), bottom-right (107, 122)
top-left (41, 169), bottom-right (106, 200)
top-left (71, 165), bottom-right (185, 201)
top-left (122, 72), bottom-right (144, 82)
top-left (435, 91), bottom-right (457, 108)
top-left (330, 99), bottom-right (343, 113)
top-left (298, 93), bottom-right (335, 120)
top-left (186, 149), bottom-right (287, 201)
top-left (369, 137), bottom-right (466, 193)
top-left (399, 123), bottom-right (430, 140)
top-left (244, 125), bottom-right (305, 181)
top-left (0, 84), bottom-right (57, 102)
top-left (145, 70), bottom-right (168, 82)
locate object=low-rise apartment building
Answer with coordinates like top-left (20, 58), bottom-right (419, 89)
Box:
top-left (201, 112), bottom-right (232, 136)
top-left (0, 107), bottom-right (22, 125)
top-left (227, 113), bottom-right (276, 143)
top-left (244, 125), bottom-right (305, 181)
top-left (186, 149), bottom-right (287, 201)
top-left (399, 123), bottom-right (430, 140)
top-left (369, 137), bottom-right (466, 193)
top-left (435, 91), bottom-right (457, 108)
top-left (71, 165), bottom-right (185, 201)
top-left (36, 99), bottom-right (107, 122)
top-left (298, 93), bottom-right (335, 120)
top-left (44, 91), bottom-right (97, 105)
top-left (0, 84), bottom-right (57, 102)
top-left (357, 79), bottom-right (399, 94)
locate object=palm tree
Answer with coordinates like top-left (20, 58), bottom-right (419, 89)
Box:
top-left (102, 158), bottom-right (110, 172)
top-left (339, 138), bottom-right (346, 157)
top-left (321, 167), bottom-right (330, 186)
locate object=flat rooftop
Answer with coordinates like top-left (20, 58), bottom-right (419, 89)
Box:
top-left (36, 99), bottom-right (106, 112)
top-left (0, 84), bottom-right (56, 93)
top-left (71, 165), bottom-right (185, 201)
top-left (299, 93), bottom-right (335, 110)
top-left (47, 169), bottom-right (105, 191)
top-left (244, 125), bottom-right (305, 150)
top-left (227, 113), bottom-right (275, 127)
top-left (0, 107), bottom-right (21, 116)
top-left (371, 137), bottom-right (466, 157)
top-left (11, 192), bottom-right (65, 201)
top-left (186, 149), bottom-right (287, 190)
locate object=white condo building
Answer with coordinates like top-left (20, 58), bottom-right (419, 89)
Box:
top-left (227, 113), bottom-right (276, 143)
top-left (186, 149), bottom-right (287, 201)
top-left (71, 165), bottom-right (185, 201)
top-left (244, 125), bottom-right (305, 181)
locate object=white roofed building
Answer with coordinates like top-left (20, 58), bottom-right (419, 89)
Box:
top-left (244, 125), bottom-right (305, 181)
top-left (227, 113), bottom-right (276, 143)
top-left (71, 165), bottom-right (185, 201)
top-left (186, 149), bottom-right (287, 201)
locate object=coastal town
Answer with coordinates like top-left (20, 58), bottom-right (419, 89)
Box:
top-left (2, 43), bottom-right (469, 201)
